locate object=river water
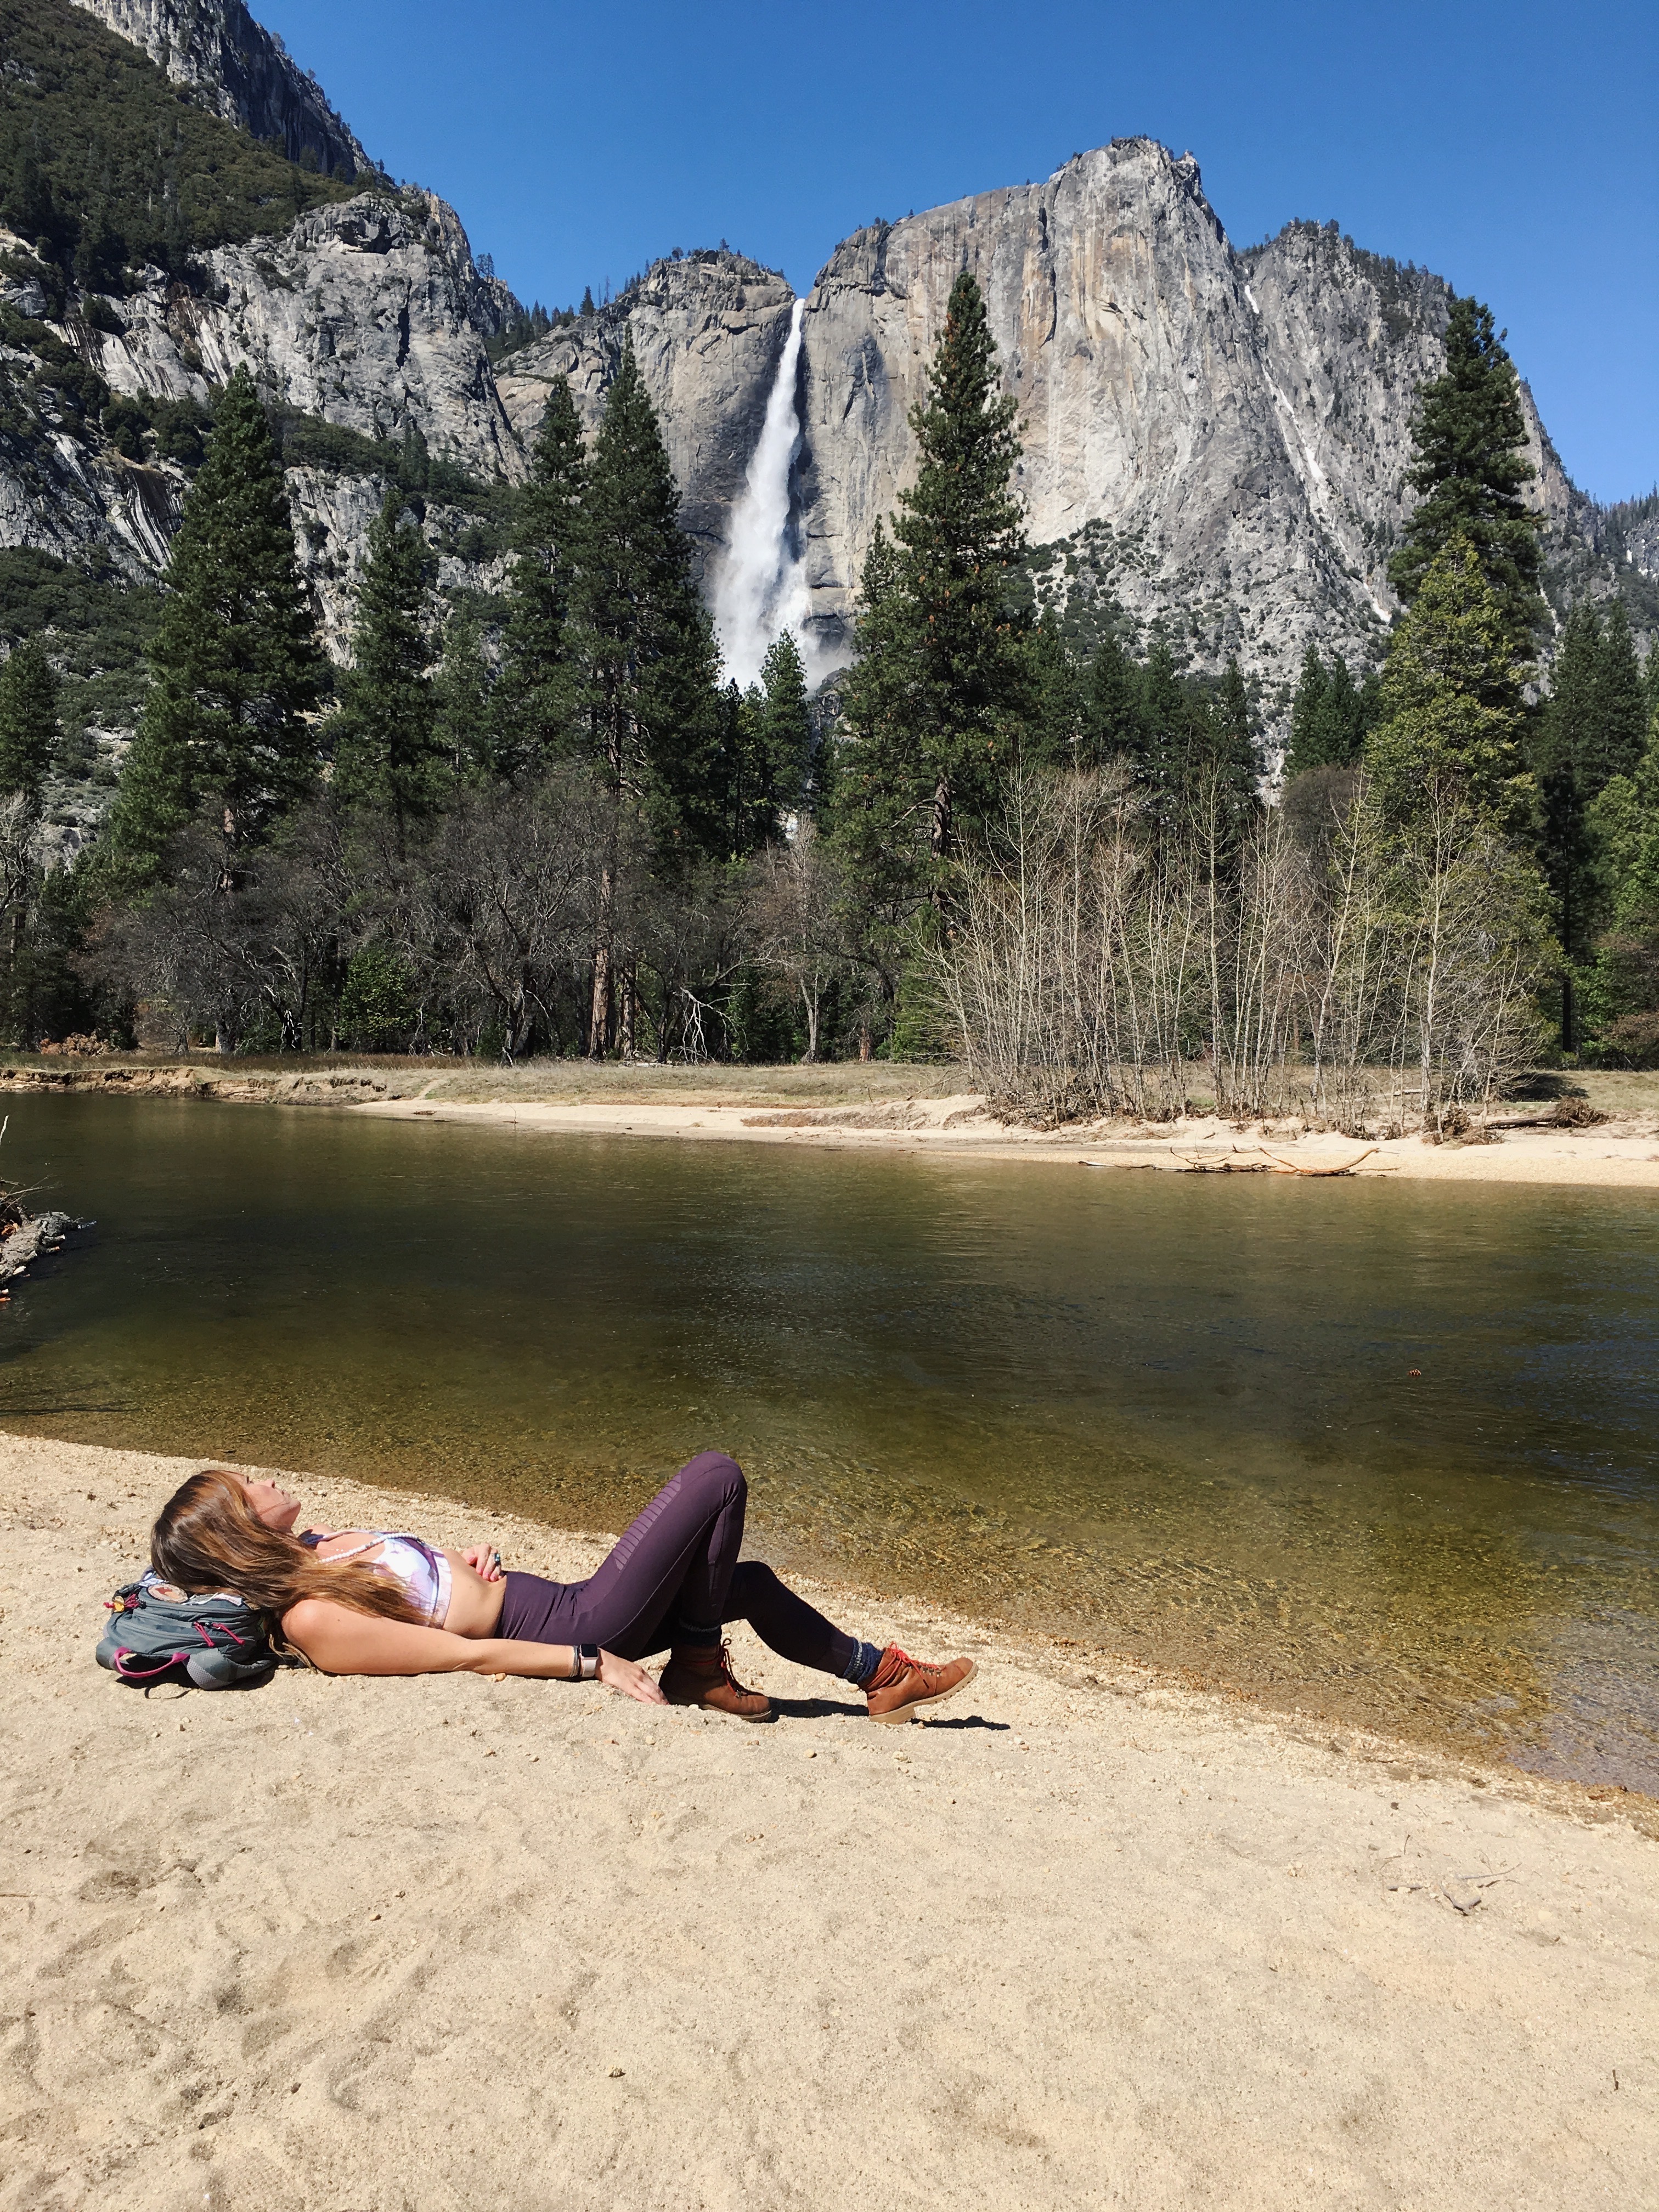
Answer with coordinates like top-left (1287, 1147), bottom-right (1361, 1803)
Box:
top-left (7, 1093), bottom-right (1657, 1790)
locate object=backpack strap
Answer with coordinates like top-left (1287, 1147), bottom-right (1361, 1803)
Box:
top-left (111, 1647), bottom-right (189, 1682)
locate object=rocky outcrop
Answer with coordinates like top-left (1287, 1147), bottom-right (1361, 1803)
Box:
top-left (97, 193), bottom-right (522, 481)
top-left (70, 0), bottom-right (368, 175)
top-left (0, 188), bottom-right (523, 636)
top-left (495, 252), bottom-right (796, 568)
top-left (787, 144), bottom-right (1581, 683)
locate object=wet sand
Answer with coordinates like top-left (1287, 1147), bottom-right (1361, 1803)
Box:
top-left (354, 1088), bottom-right (1659, 1187)
top-left (5, 1059), bottom-right (1658, 1187)
top-left (4, 1432), bottom-right (1655, 2210)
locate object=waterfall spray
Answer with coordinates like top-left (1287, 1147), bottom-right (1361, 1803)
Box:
top-left (713, 300), bottom-right (822, 690)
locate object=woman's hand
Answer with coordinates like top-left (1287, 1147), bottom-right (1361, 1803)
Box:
top-left (598, 1649), bottom-right (667, 1706)
top-left (462, 1543), bottom-right (505, 1581)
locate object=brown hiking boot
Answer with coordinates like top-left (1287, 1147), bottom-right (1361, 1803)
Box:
top-left (864, 1645), bottom-right (978, 1724)
top-left (658, 1643), bottom-right (773, 1722)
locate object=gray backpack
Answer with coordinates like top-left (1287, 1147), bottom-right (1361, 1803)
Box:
top-left (97, 1572), bottom-right (285, 1690)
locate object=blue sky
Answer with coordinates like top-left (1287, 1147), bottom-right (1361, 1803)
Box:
top-left (256, 0), bottom-right (1657, 504)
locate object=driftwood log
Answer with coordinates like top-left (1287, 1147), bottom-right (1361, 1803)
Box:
top-left (1256, 1148), bottom-right (1378, 1177)
top-left (0, 1211), bottom-right (82, 1286)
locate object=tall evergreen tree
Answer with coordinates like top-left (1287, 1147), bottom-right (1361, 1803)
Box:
top-left (1531, 597), bottom-right (1651, 1048)
top-left (0, 638), bottom-right (60, 813)
top-left (1200, 659), bottom-right (1261, 842)
top-left (568, 337), bottom-right (723, 1048)
top-left (1531, 601), bottom-right (1601, 1046)
top-left (1136, 634), bottom-right (1195, 830)
top-left (500, 375), bottom-right (585, 776)
top-left (433, 605), bottom-right (498, 787)
top-left (1389, 296), bottom-right (1545, 657)
top-left (1026, 611), bottom-right (1087, 771)
top-left (837, 271), bottom-right (1028, 890)
top-left (1082, 630), bottom-right (1147, 766)
top-left (714, 630), bottom-right (820, 857)
top-left (1287, 648), bottom-right (1374, 776)
top-left (330, 490), bottom-right (442, 837)
top-left (1365, 533), bottom-right (1530, 829)
top-left (1590, 601), bottom-right (1649, 791)
top-left (1287, 645), bottom-right (1329, 777)
top-left (108, 365), bottom-right (324, 874)
top-left (756, 631), bottom-right (813, 821)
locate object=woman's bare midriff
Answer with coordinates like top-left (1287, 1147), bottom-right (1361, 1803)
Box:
top-left (307, 1532), bottom-right (507, 1637)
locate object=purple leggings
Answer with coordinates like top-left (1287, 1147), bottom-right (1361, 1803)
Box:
top-left (495, 1452), bottom-right (859, 1675)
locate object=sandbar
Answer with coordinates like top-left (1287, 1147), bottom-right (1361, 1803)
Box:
top-left (5, 1057), bottom-right (1659, 1187)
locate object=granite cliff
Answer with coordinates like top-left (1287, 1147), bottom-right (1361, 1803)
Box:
top-left (495, 251), bottom-right (797, 570)
top-left (69, 0), bottom-right (367, 174)
top-left (2, 1), bottom-right (1652, 769)
top-left (492, 145), bottom-right (1637, 691)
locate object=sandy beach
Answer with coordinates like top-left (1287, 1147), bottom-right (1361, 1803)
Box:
top-left (6, 1057), bottom-right (1659, 1187)
top-left (4, 1431), bottom-right (1655, 2210)
top-left (353, 1089), bottom-right (1659, 1188)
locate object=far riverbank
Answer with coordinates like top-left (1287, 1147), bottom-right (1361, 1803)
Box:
top-left (4, 1053), bottom-right (1659, 1189)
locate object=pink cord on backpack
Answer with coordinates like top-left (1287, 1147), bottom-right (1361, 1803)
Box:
top-left (111, 1648), bottom-right (188, 1681)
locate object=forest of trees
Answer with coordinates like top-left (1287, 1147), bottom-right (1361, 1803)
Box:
top-left (0, 0), bottom-right (359, 288)
top-left (0, 247), bottom-right (1655, 1107)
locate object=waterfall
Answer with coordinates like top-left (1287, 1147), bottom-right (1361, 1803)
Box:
top-left (713, 298), bottom-right (821, 691)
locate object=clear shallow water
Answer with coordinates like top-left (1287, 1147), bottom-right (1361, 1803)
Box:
top-left (7, 1094), bottom-right (1659, 1790)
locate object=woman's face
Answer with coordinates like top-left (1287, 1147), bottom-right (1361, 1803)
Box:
top-left (239, 1475), bottom-right (301, 1533)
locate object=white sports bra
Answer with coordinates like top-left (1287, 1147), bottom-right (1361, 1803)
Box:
top-left (299, 1530), bottom-right (452, 1627)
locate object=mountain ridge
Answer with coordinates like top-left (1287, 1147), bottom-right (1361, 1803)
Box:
top-left (68, 0), bottom-right (368, 176)
top-left (1, 0), bottom-right (1652, 816)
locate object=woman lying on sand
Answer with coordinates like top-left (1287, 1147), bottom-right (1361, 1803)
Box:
top-left (149, 1452), bottom-right (976, 1725)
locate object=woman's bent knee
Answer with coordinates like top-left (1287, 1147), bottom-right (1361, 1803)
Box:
top-left (729, 1559), bottom-right (778, 1611)
top-left (676, 1451), bottom-right (746, 1506)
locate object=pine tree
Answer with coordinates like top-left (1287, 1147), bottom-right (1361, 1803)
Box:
top-left (757, 631), bottom-right (813, 820)
top-left (568, 337), bottom-right (723, 1048)
top-left (1589, 601), bottom-right (1649, 793)
top-left (1389, 296), bottom-right (1545, 657)
top-left (1365, 534), bottom-right (1530, 828)
top-left (1531, 597), bottom-right (1652, 1048)
top-left (1289, 650), bottom-right (1373, 776)
top-left (1321, 657), bottom-right (1364, 765)
top-left (715, 631), bottom-right (820, 857)
top-left (1136, 634), bottom-right (1195, 829)
top-left (837, 272), bottom-right (1028, 894)
top-left (571, 336), bottom-right (723, 840)
top-left (433, 606), bottom-right (498, 786)
top-left (827, 522), bottom-right (916, 930)
top-left (0, 639), bottom-right (60, 813)
top-left (108, 365), bottom-right (324, 873)
top-left (1202, 659), bottom-right (1261, 834)
top-left (499, 375), bottom-right (585, 776)
top-left (1531, 600), bottom-right (1601, 1045)
top-left (1082, 631), bottom-right (1147, 766)
top-left (1026, 611), bottom-right (1087, 771)
top-left (330, 490), bottom-right (442, 837)
top-left (1287, 645), bottom-right (1329, 777)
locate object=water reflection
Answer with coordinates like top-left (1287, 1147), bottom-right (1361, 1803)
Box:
top-left (5, 1094), bottom-right (1657, 1788)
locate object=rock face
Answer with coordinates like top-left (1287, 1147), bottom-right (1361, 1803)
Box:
top-left (108, 194), bottom-right (522, 481)
top-left (787, 143), bottom-right (1576, 680)
top-left (1, 187), bottom-right (522, 636)
top-left (69, 0), bottom-right (368, 175)
top-left (495, 252), bottom-right (796, 569)
top-left (3, 4), bottom-right (1651, 730)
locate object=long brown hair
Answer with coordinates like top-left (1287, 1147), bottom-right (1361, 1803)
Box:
top-left (151, 1469), bottom-right (420, 1626)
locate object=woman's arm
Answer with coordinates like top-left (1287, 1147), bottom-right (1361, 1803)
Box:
top-left (281, 1600), bottom-right (665, 1703)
